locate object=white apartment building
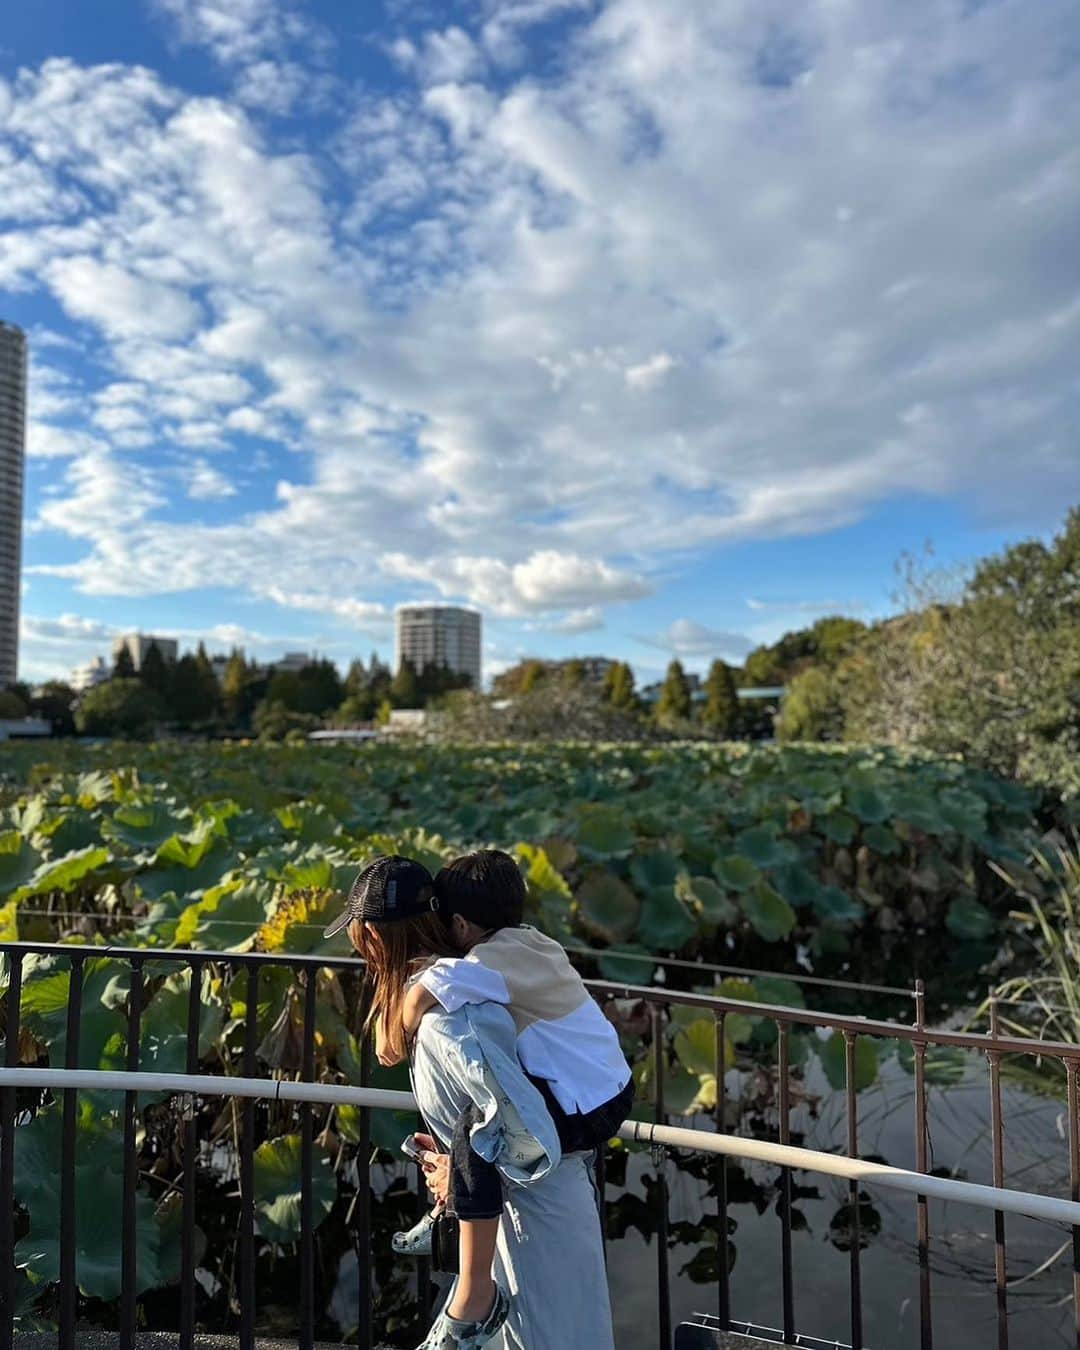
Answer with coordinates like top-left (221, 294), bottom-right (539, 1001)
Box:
top-left (0, 321), bottom-right (26, 688)
top-left (112, 633), bottom-right (179, 671)
top-left (395, 605), bottom-right (481, 688)
top-left (70, 656), bottom-right (110, 694)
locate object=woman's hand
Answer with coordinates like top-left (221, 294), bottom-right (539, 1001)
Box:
top-left (414, 1133), bottom-right (450, 1205)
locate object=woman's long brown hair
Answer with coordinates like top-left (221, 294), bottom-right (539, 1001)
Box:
top-left (350, 913), bottom-right (459, 1064)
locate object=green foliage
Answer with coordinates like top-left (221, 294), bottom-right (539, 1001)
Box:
top-left (656, 660), bottom-right (692, 724)
top-left (75, 679), bottom-right (165, 738)
top-left (252, 1134), bottom-right (337, 1243)
top-left (702, 660), bottom-right (738, 736)
top-left (776, 667), bottom-right (843, 742)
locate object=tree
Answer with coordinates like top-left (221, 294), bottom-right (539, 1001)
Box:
top-left (139, 642), bottom-right (171, 700)
top-left (221, 649), bottom-right (256, 726)
top-left (252, 700), bottom-right (318, 742)
top-left (294, 659), bottom-right (342, 717)
top-left (368, 653), bottom-right (393, 703)
top-left (332, 692), bottom-right (375, 725)
top-left (777, 667), bottom-right (844, 742)
top-left (390, 659), bottom-right (421, 709)
top-left (30, 681), bottom-right (76, 736)
top-left (702, 660), bottom-right (738, 737)
top-left (0, 690), bottom-right (28, 719)
top-left (170, 653), bottom-right (218, 728)
top-left (563, 659), bottom-right (585, 686)
top-left (602, 662), bottom-right (637, 711)
top-left (520, 660), bottom-right (546, 695)
top-left (266, 670), bottom-right (303, 710)
top-left (656, 660), bottom-right (691, 724)
top-left (112, 644), bottom-right (136, 679)
top-left (75, 679), bottom-right (164, 738)
top-left (344, 657), bottom-right (369, 700)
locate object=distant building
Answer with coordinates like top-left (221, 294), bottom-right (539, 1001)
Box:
top-left (272, 651), bottom-right (314, 674)
top-left (70, 655), bottom-right (110, 694)
top-left (383, 708), bottom-right (429, 736)
top-left (209, 653), bottom-right (232, 684)
top-left (113, 633), bottom-right (179, 671)
top-left (395, 605), bottom-right (481, 688)
top-left (0, 321), bottom-right (27, 688)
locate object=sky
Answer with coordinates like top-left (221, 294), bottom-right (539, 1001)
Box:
top-left (2, 0), bottom-right (1079, 688)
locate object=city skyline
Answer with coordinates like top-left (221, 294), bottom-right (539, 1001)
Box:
top-left (4, 1), bottom-right (1079, 688)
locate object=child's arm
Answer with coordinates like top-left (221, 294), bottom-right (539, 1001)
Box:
top-left (403, 983), bottom-right (439, 1041)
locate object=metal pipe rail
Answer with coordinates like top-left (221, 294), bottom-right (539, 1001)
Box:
top-left (4, 1067), bottom-right (1080, 1232)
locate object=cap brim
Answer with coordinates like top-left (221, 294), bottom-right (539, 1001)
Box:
top-left (322, 910), bottom-right (353, 939)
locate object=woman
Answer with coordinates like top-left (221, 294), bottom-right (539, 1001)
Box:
top-left (323, 854), bottom-right (615, 1350)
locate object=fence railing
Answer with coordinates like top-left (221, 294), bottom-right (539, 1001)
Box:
top-left (2, 940), bottom-right (1079, 1350)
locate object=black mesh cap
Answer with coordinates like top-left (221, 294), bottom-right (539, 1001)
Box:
top-left (322, 855), bottom-right (439, 937)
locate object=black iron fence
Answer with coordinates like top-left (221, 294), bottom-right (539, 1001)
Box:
top-left (2, 940), bottom-right (1080, 1350)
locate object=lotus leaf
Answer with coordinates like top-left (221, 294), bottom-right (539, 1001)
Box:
top-left (862, 824), bottom-right (901, 857)
top-left (676, 873), bottom-right (737, 928)
top-left (734, 826), bottom-right (789, 869)
top-left (16, 845), bottom-right (110, 899)
top-left (13, 1106), bottom-right (181, 1300)
top-left (576, 871), bottom-right (640, 944)
top-left (812, 885), bottom-right (865, 925)
top-left (102, 801), bottom-right (187, 850)
top-left (712, 854), bottom-right (759, 892)
top-left (945, 894), bottom-right (995, 941)
top-left (821, 811), bottom-right (859, 845)
top-left (637, 888), bottom-right (698, 951)
top-left (0, 831), bottom-right (40, 895)
top-left (574, 805), bottom-right (636, 860)
top-left (631, 850), bottom-right (682, 892)
top-left (896, 1040), bottom-right (967, 1085)
top-left (253, 1133), bottom-right (337, 1244)
top-left (818, 1031), bottom-right (879, 1091)
top-left (739, 883), bottom-right (796, 942)
top-left (174, 879), bottom-right (271, 951)
top-left (596, 944), bottom-right (656, 983)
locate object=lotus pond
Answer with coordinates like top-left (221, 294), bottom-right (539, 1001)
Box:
top-left (0, 740), bottom-right (1063, 1344)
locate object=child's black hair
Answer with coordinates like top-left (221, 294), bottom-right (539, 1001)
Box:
top-left (434, 849), bottom-right (525, 930)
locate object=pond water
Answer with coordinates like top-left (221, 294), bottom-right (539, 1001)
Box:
top-left (607, 1056), bottom-right (1075, 1349)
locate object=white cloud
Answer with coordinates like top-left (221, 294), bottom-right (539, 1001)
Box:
top-left (263, 587), bottom-right (390, 630)
top-left (636, 619), bottom-right (754, 659)
top-left (4, 0), bottom-right (1080, 638)
top-left (746, 597), bottom-right (865, 615)
top-left (532, 606), bottom-right (605, 634)
top-left (625, 352), bottom-right (677, 390)
top-left (185, 458), bottom-right (238, 500)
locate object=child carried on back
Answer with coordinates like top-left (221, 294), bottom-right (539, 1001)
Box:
top-left (392, 850), bottom-right (634, 1346)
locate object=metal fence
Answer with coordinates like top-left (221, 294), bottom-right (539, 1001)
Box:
top-left (2, 940), bottom-right (1080, 1350)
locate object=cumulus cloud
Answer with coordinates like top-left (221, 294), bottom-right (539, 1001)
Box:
top-left (185, 458), bottom-right (238, 500)
top-left (636, 619), bottom-right (754, 659)
top-left (5, 0), bottom-right (1080, 661)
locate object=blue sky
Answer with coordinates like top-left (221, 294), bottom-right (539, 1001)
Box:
top-left (3, 0), bottom-right (1078, 687)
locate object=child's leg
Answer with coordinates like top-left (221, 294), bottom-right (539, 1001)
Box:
top-left (448, 1108), bottom-right (503, 1322)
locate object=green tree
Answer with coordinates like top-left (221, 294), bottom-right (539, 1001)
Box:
top-left (656, 660), bottom-right (691, 724)
top-left (0, 690), bottom-right (28, 719)
top-left (112, 644), bottom-right (136, 679)
top-left (139, 642), bottom-right (171, 700)
top-left (519, 660), bottom-right (546, 695)
top-left (170, 653), bottom-right (218, 728)
top-left (563, 659), bottom-right (585, 686)
top-left (777, 667), bottom-right (844, 742)
top-left (602, 662), bottom-right (637, 711)
top-left (295, 659), bottom-right (342, 716)
top-left (75, 679), bottom-right (164, 738)
top-left (252, 700), bottom-right (318, 742)
top-left (702, 659), bottom-right (738, 736)
top-left (344, 658), bottom-right (369, 700)
top-left (390, 659), bottom-right (421, 709)
top-left (221, 649), bottom-right (256, 726)
top-left (266, 670), bottom-right (303, 710)
top-left (30, 681), bottom-right (76, 736)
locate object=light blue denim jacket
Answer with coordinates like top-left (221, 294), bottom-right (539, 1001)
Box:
top-left (410, 1000), bottom-right (562, 1187)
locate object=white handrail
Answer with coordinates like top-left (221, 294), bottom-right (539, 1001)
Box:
top-left (4, 1067), bottom-right (1078, 1229)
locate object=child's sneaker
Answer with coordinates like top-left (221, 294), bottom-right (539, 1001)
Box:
top-left (393, 1208), bottom-right (436, 1257)
top-left (419, 1284), bottom-right (509, 1350)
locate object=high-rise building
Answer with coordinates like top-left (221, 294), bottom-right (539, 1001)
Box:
top-left (112, 633), bottom-right (179, 671)
top-left (70, 655), bottom-right (110, 694)
top-left (395, 605), bottom-right (482, 688)
top-left (0, 321), bottom-right (26, 689)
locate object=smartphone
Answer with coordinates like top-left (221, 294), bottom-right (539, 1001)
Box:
top-left (401, 1133), bottom-right (425, 1163)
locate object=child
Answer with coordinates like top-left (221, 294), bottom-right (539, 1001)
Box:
top-left (392, 850), bottom-right (634, 1296)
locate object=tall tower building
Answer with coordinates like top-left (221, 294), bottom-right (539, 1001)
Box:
top-left (395, 605), bottom-right (482, 689)
top-left (0, 321), bottom-right (26, 690)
